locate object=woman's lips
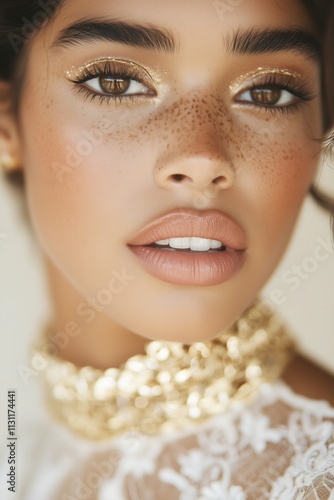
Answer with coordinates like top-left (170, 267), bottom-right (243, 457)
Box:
top-left (127, 208), bottom-right (247, 286)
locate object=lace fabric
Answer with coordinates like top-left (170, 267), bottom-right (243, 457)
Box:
top-left (6, 380), bottom-right (333, 500)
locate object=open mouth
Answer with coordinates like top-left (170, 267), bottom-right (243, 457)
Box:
top-left (127, 208), bottom-right (247, 286)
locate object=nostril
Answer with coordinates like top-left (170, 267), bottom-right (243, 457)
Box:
top-left (171, 174), bottom-right (187, 182)
top-left (213, 175), bottom-right (226, 184)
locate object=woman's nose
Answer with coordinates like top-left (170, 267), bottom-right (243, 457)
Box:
top-left (154, 154), bottom-right (235, 191)
top-left (153, 93), bottom-right (235, 193)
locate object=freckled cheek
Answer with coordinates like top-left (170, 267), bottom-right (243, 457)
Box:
top-left (20, 96), bottom-right (153, 257)
top-left (245, 139), bottom-right (317, 242)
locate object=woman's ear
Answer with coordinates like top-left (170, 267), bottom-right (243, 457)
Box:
top-left (0, 81), bottom-right (23, 172)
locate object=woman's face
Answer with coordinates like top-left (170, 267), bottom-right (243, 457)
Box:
top-left (17, 0), bottom-right (322, 342)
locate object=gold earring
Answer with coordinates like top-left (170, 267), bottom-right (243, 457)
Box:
top-left (1, 153), bottom-right (17, 172)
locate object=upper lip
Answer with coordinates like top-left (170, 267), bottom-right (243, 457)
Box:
top-left (127, 208), bottom-right (247, 250)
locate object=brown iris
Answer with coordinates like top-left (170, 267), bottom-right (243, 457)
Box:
top-left (99, 77), bottom-right (131, 95)
top-left (250, 88), bottom-right (281, 105)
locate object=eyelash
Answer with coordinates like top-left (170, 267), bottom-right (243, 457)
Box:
top-left (68, 62), bottom-right (315, 114)
top-left (235, 73), bottom-right (315, 115)
top-left (68, 61), bottom-right (156, 105)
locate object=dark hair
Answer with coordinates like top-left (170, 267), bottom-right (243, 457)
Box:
top-left (0, 1), bottom-right (65, 82)
top-left (312, 0), bottom-right (334, 233)
top-left (323, 1), bottom-right (334, 126)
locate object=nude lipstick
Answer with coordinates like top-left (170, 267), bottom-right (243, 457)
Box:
top-left (127, 208), bottom-right (247, 286)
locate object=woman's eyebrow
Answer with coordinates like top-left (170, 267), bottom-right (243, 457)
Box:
top-left (226, 28), bottom-right (320, 61)
top-left (51, 19), bottom-right (319, 62)
top-left (51, 19), bottom-right (178, 53)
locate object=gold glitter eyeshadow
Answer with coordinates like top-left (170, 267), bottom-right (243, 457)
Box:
top-left (65, 57), bottom-right (163, 87)
top-left (229, 67), bottom-right (303, 94)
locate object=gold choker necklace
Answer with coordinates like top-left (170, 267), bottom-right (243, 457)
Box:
top-left (33, 300), bottom-right (294, 441)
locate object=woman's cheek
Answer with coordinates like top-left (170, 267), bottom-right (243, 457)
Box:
top-left (240, 111), bottom-right (318, 206)
top-left (20, 107), bottom-right (105, 265)
top-left (231, 112), bottom-right (320, 278)
top-left (21, 96), bottom-right (155, 297)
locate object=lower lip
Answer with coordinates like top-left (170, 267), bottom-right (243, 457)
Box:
top-left (128, 246), bottom-right (245, 286)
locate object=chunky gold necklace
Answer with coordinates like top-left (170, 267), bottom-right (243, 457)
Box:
top-left (32, 300), bottom-right (294, 441)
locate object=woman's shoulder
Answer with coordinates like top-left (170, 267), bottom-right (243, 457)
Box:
top-left (282, 352), bottom-right (334, 407)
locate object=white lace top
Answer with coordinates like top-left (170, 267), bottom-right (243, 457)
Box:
top-left (2, 380), bottom-right (334, 500)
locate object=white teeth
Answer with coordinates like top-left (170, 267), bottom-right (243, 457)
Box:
top-left (190, 237), bottom-right (211, 251)
top-left (170, 238), bottom-right (194, 249)
top-left (154, 237), bottom-right (224, 251)
top-left (211, 239), bottom-right (224, 249)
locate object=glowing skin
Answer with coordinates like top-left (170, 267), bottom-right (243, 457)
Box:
top-left (4, 0), bottom-right (323, 368)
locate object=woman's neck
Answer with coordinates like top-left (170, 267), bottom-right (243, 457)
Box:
top-left (43, 255), bottom-right (334, 407)
top-left (43, 256), bottom-right (147, 370)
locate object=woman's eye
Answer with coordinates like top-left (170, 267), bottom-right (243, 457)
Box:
top-left (236, 87), bottom-right (296, 107)
top-left (83, 76), bottom-right (153, 97)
